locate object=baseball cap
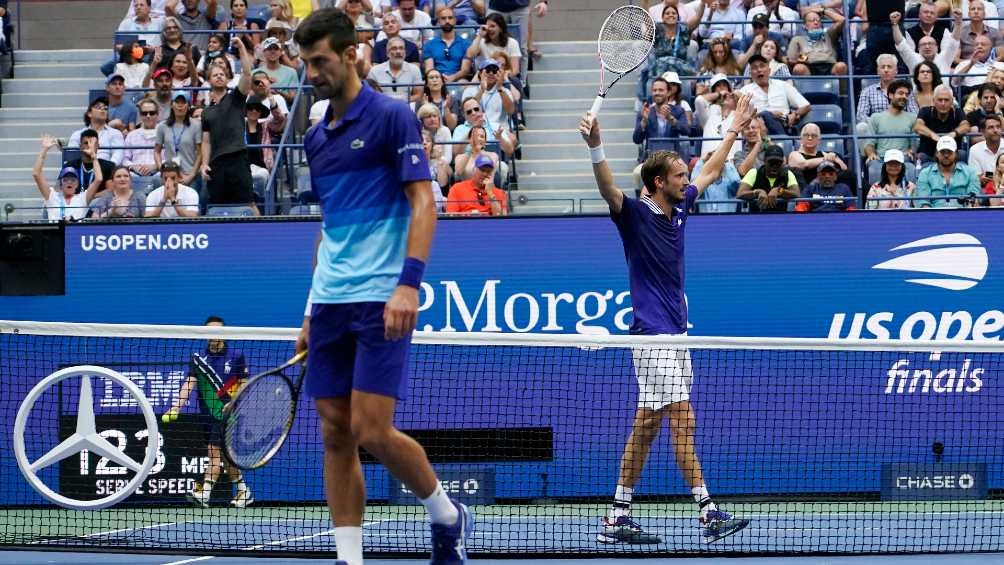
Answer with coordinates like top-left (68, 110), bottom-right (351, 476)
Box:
top-left (936, 135), bottom-right (957, 153)
top-left (58, 166), bottom-right (78, 179)
top-left (752, 13), bottom-right (770, 27)
top-left (261, 37), bottom-right (282, 50)
top-left (171, 90), bottom-right (190, 102)
top-left (883, 149), bottom-right (905, 163)
top-left (106, 74), bottom-right (126, 85)
top-left (661, 71), bottom-right (682, 85)
top-left (151, 67), bottom-right (173, 80)
top-left (764, 144), bottom-right (785, 162)
top-left (478, 59), bottom-right (500, 71)
top-left (474, 154), bottom-right (495, 169)
top-left (816, 160), bottom-right (839, 172)
top-left (245, 95), bottom-right (271, 114)
top-left (708, 73), bottom-right (731, 90)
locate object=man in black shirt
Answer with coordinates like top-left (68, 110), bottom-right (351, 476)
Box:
top-left (200, 36), bottom-right (259, 214)
top-left (63, 129), bottom-right (116, 198)
top-left (863, 0), bottom-right (906, 74)
top-left (907, 1), bottom-right (948, 47)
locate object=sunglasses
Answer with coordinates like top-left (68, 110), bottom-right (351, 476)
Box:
top-left (141, 110), bottom-right (158, 116)
top-left (465, 107), bottom-right (482, 115)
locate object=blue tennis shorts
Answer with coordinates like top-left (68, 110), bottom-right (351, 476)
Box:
top-left (305, 302), bottom-right (411, 400)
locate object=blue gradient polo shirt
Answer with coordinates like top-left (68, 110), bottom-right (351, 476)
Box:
top-left (611, 187), bottom-right (698, 335)
top-left (304, 83), bottom-right (431, 304)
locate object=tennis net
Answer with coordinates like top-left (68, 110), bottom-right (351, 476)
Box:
top-left (2, 320), bottom-right (1003, 557)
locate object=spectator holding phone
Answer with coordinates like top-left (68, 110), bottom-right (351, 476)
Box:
top-left (464, 13), bottom-right (521, 76)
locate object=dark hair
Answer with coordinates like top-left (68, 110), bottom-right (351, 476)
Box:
top-left (467, 124), bottom-right (486, 140)
top-left (484, 13), bottom-right (510, 48)
top-left (879, 160), bottom-right (905, 187)
top-left (80, 128), bottom-right (99, 141)
top-left (135, 0), bottom-right (150, 5)
top-left (111, 165), bottom-right (131, 178)
top-left (294, 8), bottom-right (357, 55)
top-left (205, 315), bottom-right (225, 325)
top-left (166, 97), bottom-right (192, 127)
top-left (887, 78), bottom-right (912, 96)
top-left (640, 150), bottom-right (684, 192)
top-left (160, 161), bottom-right (182, 174)
top-left (83, 98), bottom-right (107, 126)
top-left (912, 60), bottom-right (942, 92)
top-left (118, 41), bottom-right (139, 63)
top-left (651, 77), bottom-right (670, 91)
top-left (983, 113), bottom-right (1003, 129)
top-left (207, 33), bottom-right (228, 50)
top-left (978, 82), bottom-right (1001, 100)
top-left (423, 69), bottom-right (449, 101)
top-left (230, 0), bottom-right (245, 8)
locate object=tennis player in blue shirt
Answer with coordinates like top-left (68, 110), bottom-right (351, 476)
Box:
top-left (294, 9), bottom-right (471, 565)
top-left (579, 94), bottom-right (755, 546)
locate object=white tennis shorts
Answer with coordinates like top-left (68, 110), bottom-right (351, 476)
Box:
top-left (630, 344), bottom-right (693, 410)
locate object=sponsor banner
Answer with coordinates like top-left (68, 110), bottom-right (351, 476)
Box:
top-left (388, 468), bottom-right (496, 506)
top-left (881, 463), bottom-right (988, 501)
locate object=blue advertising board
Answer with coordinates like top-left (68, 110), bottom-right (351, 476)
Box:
top-left (3, 211), bottom-right (1004, 506)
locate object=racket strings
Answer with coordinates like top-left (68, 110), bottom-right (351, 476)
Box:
top-left (226, 375), bottom-right (294, 468)
top-left (598, 6), bottom-right (656, 74)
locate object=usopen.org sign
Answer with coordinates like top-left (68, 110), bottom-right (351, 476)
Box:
top-left (5, 211), bottom-right (1004, 340)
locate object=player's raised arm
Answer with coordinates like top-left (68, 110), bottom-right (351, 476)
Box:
top-left (692, 93), bottom-right (756, 196)
top-left (580, 114), bottom-right (624, 214)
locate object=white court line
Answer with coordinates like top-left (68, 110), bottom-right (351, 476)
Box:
top-left (160, 557), bottom-right (215, 565)
top-left (31, 519), bottom-right (188, 546)
top-left (241, 519), bottom-right (384, 551)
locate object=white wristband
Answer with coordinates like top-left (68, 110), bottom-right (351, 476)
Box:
top-left (589, 144), bottom-right (606, 164)
top-left (304, 293), bottom-right (313, 317)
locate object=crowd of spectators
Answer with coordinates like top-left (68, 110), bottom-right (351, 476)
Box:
top-left (33, 0), bottom-right (552, 220)
top-left (633, 0), bottom-right (1004, 212)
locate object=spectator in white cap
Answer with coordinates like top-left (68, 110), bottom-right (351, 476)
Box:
top-left (916, 135), bottom-right (982, 208)
top-left (661, 71), bottom-right (694, 131)
top-left (253, 37), bottom-right (299, 101)
top-left (866, 149), bottom-right (916, 209)
top-left (694, 73), bottom-right (738, 155)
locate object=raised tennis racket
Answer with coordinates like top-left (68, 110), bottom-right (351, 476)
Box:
top-left (223, 350), bottom-right (307, 470)
top-left (589, 5), bottom-right (656, 121)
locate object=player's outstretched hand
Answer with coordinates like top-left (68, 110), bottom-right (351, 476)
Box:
top-left (384, 285), bottom-right (419, 341)
top-left (161, 408), bottom-right (179, 424)
top-left (579, 113), bottom-right (601, 148)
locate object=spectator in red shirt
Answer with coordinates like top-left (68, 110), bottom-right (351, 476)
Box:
top-left (446, 154), bottom-right (507, 216)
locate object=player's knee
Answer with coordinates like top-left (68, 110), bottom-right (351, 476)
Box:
top-left (633, 409), bottom-right (663, 437)
top-left (349, 415), bottom-right (393, 450)
top-left (319, 415), bottom-right (354, 452)
top-left (668, 402), bottom-right (696, 431)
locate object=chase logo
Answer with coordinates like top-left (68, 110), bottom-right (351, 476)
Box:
top-left (872, 233), bottom-right (988, 291)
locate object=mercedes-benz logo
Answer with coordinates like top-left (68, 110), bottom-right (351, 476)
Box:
top-left (13, 365), bottom-right (159, 510)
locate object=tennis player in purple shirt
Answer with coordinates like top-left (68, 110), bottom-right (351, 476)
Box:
top-left (579, 94), bottom-right (755, 546)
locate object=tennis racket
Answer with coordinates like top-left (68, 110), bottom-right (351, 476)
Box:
top-left (588, 5), bottom-right (656, 122)
top-left (223, 350), bottom-right (307, 470)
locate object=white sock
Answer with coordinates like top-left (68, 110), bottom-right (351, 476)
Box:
top-left (334, 526), bottom-right (363, 565)
top-left (421, 484), bottom-right (459, 526)
top-left (608, 485), bottom-right (633, 520)
top-left (692, 484), bottom-right (717, 517)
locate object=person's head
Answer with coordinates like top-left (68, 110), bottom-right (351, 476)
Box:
top-left (208, 64), bottom-right (229, 89)
top-left (295, 8), bottom-right (358, 101)
top-left (709, 38), bottom-right (730, 64)
top-left (992, 63), bottom-right (1004, 90)
top-left (983, 113), bottom-right (1002, 144)
top-left (246, 96), bottom-right (269, 122)
top-left (387, 36), bottom-right (406, 66)
top-left (933, 84), bottom-right (954, 114)
top-left (153, 67), bottom-right (174, 93)
top-left (111, 165), bottom-right (132, 192)
top-left (251, 70), bottom-right (272, 96)
top-left (163, 16), bottom-right (183, 43)
top-left (398, 0), bottom-right (417, 20)
top-left (816, 160), bottom-right (839, 187)
top-left (975, 35), bottom-right (993, 62)
top-left (913, 60), bottom-right (942, 91)
top-left (710, 73), bottom-right (732, 97)
top-left (461, 96), bottom-right (484, 125)
top-left (421, 129), bottom-right (435, 156)
top-left (210, 56), bottom-right (235, 79)
top-left (763, 144), bottom-right (785, 177)
top-left (79, 129), bottom-right (99, 158)
top-left (205, 315), bottom-right (225, 353)
top-left (266, 19), bottom-right (293, 41)
top-left (799, 123), bottom-right (821, 151)
top-left (887, 79), bottom-right (912, 110)
top-left (936, 135), bottom-right (958, 168)
top-left (743, 116), bottom-right (763, 142)
top-left (650, 77), bottom-right (670, 105)
top-left (343, 0), bottom-right (363, 18)
top-left (183, 0), bottom-right (199, 12)
top-left (492, 50), bottom-right (510, 73)
top-left (751, 13), bottom-right (769, 36)
top-left (970, 0), bottom-right (986, 23)
top-left (133, 0), bottom-right (150, 20)
top-left (877, 54), bottom-right (898, 82)
top-left (170, 52), bottom-right (190, 78)
top-left (760, 38), bottom-right (781, 63)
top-left (472, 153), bottom-right (495, 185)
top-left (58, 166), bottom-right (80, 197)
top-left (995, 152), bottom-right (1004, 182)
top-left (160, 161), bottom-right (182, 185)
top-left (917, 35), bottom-right (939, 60)
top-left (382, 12), bottom-right (401, 37)
top-left (207, 33), bottom-right (226, 55)
top-left (749, 54), bottom-right (770, 86)
top-left (979, 83), bottom-right (1000, 113)
top-left (484, 13), bottom-right (509, 46)
top-left (119, 41), bottom-right (142, 64)
top-left (262, 36), bottom-right (284, 62)
top-left (270, 0), bottom-right (293, 21)
top-left (137, 99), bottom-right (159, 127)
top-left (106, 74), bottom-right (126, 99)
top-left (417, 103), bottom-right (442, 130)
top-left (425, 68), bottom-right (446, 95)
top-left (640, 150), bottom-right (689, 203)
top-left (168, 92), bottom-right (191, 124)
top-left (230, 0), bottom-right (247, 18)
top-left (467, 124), bottom-right (487, 147)
top-left (881, 149), bottom-right (905, 185)
top-left (804, 11), bottom-right (822, 30)
top-left (919, 1), bottom-right (938, 25)
top-left (662, 4), bottom-right (679, 26)
top-left (436, 6), bottom-right (456, 33)
top-left (84, 97), bottom-right (109, 126)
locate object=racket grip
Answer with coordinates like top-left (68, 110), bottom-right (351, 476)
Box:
top-left (588, 95), bottom-right (605, 120)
